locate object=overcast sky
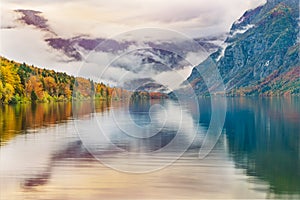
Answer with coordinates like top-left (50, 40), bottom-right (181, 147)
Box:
top-left (0, 0), bottom-right (266, 87)
top-left (1, 0), bottom-right (265, 38)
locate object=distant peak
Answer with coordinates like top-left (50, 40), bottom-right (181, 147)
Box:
top-left (15, 9), bottom-right (53, 33)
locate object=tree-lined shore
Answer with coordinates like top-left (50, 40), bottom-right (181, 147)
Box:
top-left (0, 56), bottom-right (130, 104)
top-left (0, 57), bottom-right (168, 104)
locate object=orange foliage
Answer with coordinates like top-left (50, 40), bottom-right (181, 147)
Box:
top-left (26, 76), bottom-right (44, 100)
top-left (44, 77), bottom-right (57, 96)
top-left (74, 77), bottom-right (91, 97)
top-left (149, 92), bottom-right (168, 99)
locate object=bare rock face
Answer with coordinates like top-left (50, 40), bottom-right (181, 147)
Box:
top-left (14, 9), bottom-right (223, 92)
top-left (16, 9), bottom-right (50, 31)
top-left (187, 0), bottom-right (300, 96)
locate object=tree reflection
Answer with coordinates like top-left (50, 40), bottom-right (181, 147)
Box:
top-left (224, 97), bottom-right (300, 195)
top-left (0, 100), bottom-right (112, 145)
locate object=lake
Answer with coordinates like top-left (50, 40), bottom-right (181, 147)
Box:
top-left (0, 97), bottom-right (300, 199)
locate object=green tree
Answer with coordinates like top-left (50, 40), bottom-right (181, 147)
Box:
top-left (31, 90), bottom-right (38, 101)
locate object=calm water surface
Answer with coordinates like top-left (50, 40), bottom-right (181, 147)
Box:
top-left (0, 97), bottom-right (299, 199)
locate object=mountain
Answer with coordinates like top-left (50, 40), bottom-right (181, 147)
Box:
top-left (8, 9), bottom-right (223, 91)
top-left (186, 0), bottom-right (300, 96)
top-left (15, 9), bottom-right (222, 63)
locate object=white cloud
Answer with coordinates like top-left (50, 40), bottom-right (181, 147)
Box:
top-left (153, 66), bottom-right (193, 90)
top-left (2, 0), bottom-right (266, 38)
top-left (0, 0), bottom-right (267, 87)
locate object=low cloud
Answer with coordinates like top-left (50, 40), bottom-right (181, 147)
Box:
top-left (2, 0), bottom-right (266, 37)
top-left (1, 0), bottom-right (266, 89)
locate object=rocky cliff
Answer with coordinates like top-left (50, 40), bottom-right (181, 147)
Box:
top-left (187, 0), bottom-right (299, 96)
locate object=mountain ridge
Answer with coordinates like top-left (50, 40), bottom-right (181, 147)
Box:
top-left (186, 0), bottom-right (300, 96)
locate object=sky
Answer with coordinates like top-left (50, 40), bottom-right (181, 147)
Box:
top-left (0, 0), bottom-right (266, 88)
top-left (1, 0), bottom-right (265, 37)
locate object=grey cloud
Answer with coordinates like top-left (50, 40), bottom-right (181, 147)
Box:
top-left (1, 0), bottom-right (266, 90)
top-left (15, 9), bottom-right (53, 32)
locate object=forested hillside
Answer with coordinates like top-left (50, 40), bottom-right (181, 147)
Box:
top-left (0, 57), bottom-right (128, 104)
top-left (0, 57), bottom-right (168, 104)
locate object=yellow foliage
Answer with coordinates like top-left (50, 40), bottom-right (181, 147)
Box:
top-left (64, 85), bottom-right (72, 99)
top-left (0, 80), bottom-right (3, 100)
top-left (0, 60), bottom-right (22, 95)
top-left (44, 76), bottom-right (57, 96)
top-left (0, 56), bottom-right (123, 103)
top-left (2, 83), bottom-right (15, 103)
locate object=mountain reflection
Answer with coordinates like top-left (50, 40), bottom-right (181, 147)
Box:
top-left (22, 140), bottom-right (92, 188)
top-left (223, 97), bottom-right (300, 195)
top-left (1, 97), bottom-right (300, 197)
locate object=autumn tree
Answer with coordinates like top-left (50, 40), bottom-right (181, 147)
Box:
top-left (26, 76), bottom-right (44, 100)
top-left (64, 84), bottom-right (72, 99)
top-left (0, 80), bottom-right (3, 100)
top-left (1, 83), bottom-right (14, 103)
top-left (0, 59), bottom-right (22, 103)
top-left (0, 56), bottom-right (121, 103)
top-left (44, 76), bottom-right (57, 96)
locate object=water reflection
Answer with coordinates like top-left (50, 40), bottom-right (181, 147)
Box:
top-left (0, 100), bottom-right (112, 145)
top-left (22, 140), bottom-right (92, 189)
top-left (224, 97), bottom-right (300, 196)
top-left (0, 102), bottom-right (71, 144)
top-left (74, 99), bottom-right (200, 173)
top-left (0, 97), bottom-right (299, 199)
top-left (128, 99), bottom-right (152, 127)
top-left (196, 97), bottom-right (300, 197)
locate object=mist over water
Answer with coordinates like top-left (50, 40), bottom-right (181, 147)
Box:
top-left (0, 97), bottom-right (299, 199)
